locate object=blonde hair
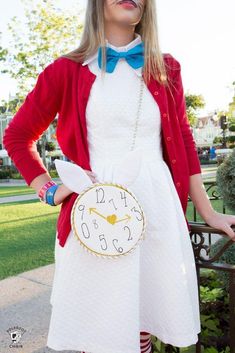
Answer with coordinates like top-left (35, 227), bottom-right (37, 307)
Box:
top-left (60, 0), bottom-right (169, 86)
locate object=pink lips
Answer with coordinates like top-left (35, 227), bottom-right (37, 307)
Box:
top-left (118, 0), bottom-right (137, 9)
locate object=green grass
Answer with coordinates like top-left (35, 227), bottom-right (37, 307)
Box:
top-left (0, 199), bottom-right (60, 280)
top-left (186, 198), bottom-right (226, 222)
top-left (0, 186), bottom-right (36, 198)
top-left (186, 183), bottom-right (234, 221)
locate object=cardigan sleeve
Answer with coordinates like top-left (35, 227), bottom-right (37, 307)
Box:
top-left (169, 56), bottom-right (201, 176)
top-left (3, 59), bottom-right (62, 186)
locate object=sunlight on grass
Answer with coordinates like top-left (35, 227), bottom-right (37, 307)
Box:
top-left (0, 200), bottom-right (60, 280)
top-left (0, 186), bottom-right (35, 198)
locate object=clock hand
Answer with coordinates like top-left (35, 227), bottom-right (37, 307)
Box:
top-left (89, 208), bottom-right (107, 221)
top-left (115, 214), bottom-right (131, 223)
top-left (89, 208), bottom-right (118, 225)
top-left (89, 209), bottom-right (130, 225)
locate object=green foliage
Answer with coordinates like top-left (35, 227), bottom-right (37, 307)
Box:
top-left (186, 94), bottom-right (205, 110)
top-left (0, 31), bottom-right (8, 62)
top-left (0, 166), bottom-right (19, 179)
top-left (228, 117), bottom-right (235, 132)
top-left (213, 136), bottom-right (235, 147)
top-left (199, 269), bottom-right (230, 352)
top-left (0, 170), bottom-right (10, 179)
top-left (49, 169), bottom-right (59, 178)
top-left (185, 93), bottom-right (205, 127)
top-left (200, 159), bottom-right (217, 165)
top-left (46, 141), bottom-right (56, 151)
top-left (0, 97), bottom-right (21, 114)
top-left (213, 136), bottom-right (223, 144)
top-left (200, 286), bottom-right (224, 302)
top-left (0, 0), bottom-right (83, 100)
top-left (216, 149), bottom-right (235, 212)
top-left (151, 269), bottom-right (231, 353)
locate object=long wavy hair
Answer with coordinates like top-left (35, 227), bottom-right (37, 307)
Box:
top-left (60, 0), bottom-right (169, 86)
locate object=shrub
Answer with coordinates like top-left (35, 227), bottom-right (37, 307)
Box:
top-left (49, 169), bottom-right (59, 178)
top-left (216, 149), bottom-right (235, 212)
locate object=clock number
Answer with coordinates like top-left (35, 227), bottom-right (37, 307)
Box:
top-left (131, 206), bottom-right (143, 221)
top-left (109, 198), bottom-right (117, 210)
top-left (112, 239), bottom-right (124, 253)
top-left (99, 234), bottom-right (108, 250)
top-left (78, 204), bottom-right (85, 220)
top-left (120, 191), bottom-right (127, 207)
top-left (96, 187), bottom-right (105, 203)
top-left (81, 222), bottom-right (90, 239)
top-left (92, 219), bottom-right (99, 229)
top-left (124, 225), bottom-right (133, 241)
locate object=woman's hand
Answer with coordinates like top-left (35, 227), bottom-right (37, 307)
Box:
top-left (53, 184), bottom-right (73, 205)
top-left (84, 169), bottom-right (98, 183)
top-left (54, 169), bottom-right (98, 205)
top-left (189, 174), bottom-right (235, 241)
top-left (204, 210), bottom-right (235, 241)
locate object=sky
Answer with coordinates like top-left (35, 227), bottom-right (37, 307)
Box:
top-left (0, 0), bottom-right (235, 116)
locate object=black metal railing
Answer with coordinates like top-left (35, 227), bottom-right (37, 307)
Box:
top-left (189, 222), bottom-right (235, 353)
top-left (190, 181), bottom-right (226, 222)
top-left (189, 181), bottom-right (235, 352)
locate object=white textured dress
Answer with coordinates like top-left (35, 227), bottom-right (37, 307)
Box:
top-left (47, 34), bottom-right (201, 353)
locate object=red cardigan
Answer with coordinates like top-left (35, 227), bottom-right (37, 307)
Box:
top-left (3, 54), bottom-right (201, 247)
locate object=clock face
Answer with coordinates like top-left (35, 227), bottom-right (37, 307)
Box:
top-left (71, 182), bottom-right (146, 258)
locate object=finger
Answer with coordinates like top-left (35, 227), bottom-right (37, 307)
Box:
top-left (91, 176), bottom-right (99, 183)
top-left (223, 223), bottom-right (235, 241)
top-left (227, 215), bottom-right (235, 225)
top-left (88, 170), bottom-right (97, 175)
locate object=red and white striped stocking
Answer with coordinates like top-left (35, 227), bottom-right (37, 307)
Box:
top-left (140, 331), bottom-right (152, 353)
top-left (80, 331), bottom-right (152, 353)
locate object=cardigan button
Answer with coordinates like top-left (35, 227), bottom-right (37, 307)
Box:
top-left (171, 159), bottom-right (177, 164)
top-left (154, 91), bottom-right (159, 95)
top-left (176, 182), bottom-right (181, 187)
top-left (167, 136), bottom-right (172, 142)
top-left (163, 113), bottom-right (168, 118)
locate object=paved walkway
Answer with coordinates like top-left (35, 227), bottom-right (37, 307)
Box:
top-left (0, 264), bottom-right (79, 353)
top-left (0, 172), bottom-right (216, 205)
top-left (0, 193), bottom-right (38, 204)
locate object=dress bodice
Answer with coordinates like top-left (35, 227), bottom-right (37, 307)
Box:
top-left (85, 59), bottom-right (163, 168)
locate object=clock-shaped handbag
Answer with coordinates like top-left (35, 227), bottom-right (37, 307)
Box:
top-left (71, 181), bottom-right (146, 258)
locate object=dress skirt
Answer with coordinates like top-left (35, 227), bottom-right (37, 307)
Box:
top-left (46, 149), bottom-right (201, 353)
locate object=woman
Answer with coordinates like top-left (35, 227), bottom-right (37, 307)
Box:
top-left (3, 0), bottom-right (235, 352)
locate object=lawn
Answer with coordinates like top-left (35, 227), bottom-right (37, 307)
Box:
top-left (186, 181), bottom-right (234, 221)
top-left (0, 199), bottom-right (60, 280)
top-left (0, 185), bottom-right (36, 198)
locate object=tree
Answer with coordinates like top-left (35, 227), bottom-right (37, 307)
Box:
top-left (185, 93), bottom-right (205, 127)
top-left (0, 0), bottom-right (83, 101)
top-left (228, 118), bottom-right (235, 132)
top-left (0, 98), bottom-right (20, 114)
top-left (0, 0), bottom-right (83, 167)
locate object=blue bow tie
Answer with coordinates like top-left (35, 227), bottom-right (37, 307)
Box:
top-left (98, 42), bottom-right (144, 73)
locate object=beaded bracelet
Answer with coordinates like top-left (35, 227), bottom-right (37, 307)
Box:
top-left (38, 181), bottom-right (57, 203)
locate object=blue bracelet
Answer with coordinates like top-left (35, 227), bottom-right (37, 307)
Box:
top-left (45, 184), bottom-right (59, 206)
